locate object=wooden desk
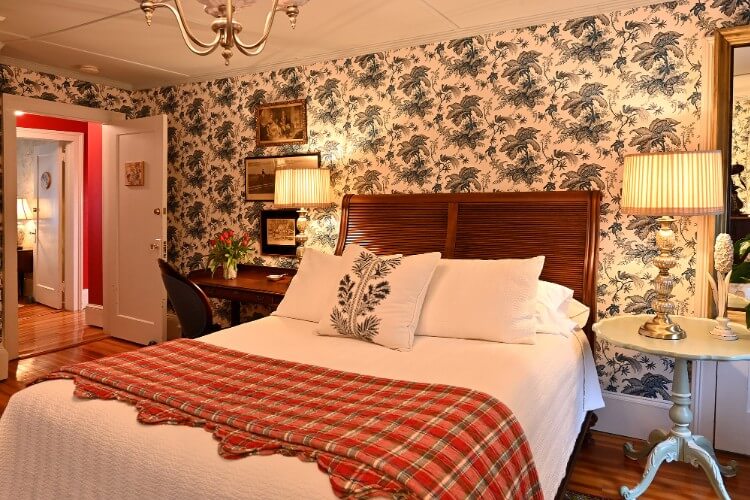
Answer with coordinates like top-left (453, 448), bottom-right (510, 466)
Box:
top-left (18, 248), bottom-right (33, 298)
top-left (188, 265), bottom-right (296, 326)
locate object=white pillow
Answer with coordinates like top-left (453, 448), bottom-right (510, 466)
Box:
top-left (317, 244), bottom-right (440, 350)
top-left (415, 256), bottom-right (544, 344)
top-left (568, 298), bottom-right (590, 329)
top-left (535, 281), bottom-right (591, 335)
top-left (271, 248), bottom-right (342, 323)
top-left (536, 280), bottom-right (576, 336)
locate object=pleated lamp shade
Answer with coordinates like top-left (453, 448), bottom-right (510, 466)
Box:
top-left (16, 198), bottom-right (32, 221)
top-left (274, 167), bottom-right (331, 208)
top-left (621, 150), bottom-right (724, 216)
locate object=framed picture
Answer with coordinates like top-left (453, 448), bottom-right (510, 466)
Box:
top-left (256, 99), bottom-right (307, 147)
top-left (124, 161), bottom-right (145, 186)
top-left (260, 209), bottom-right (299, 256)
top-left (244, 152), bottom-right (320, 201)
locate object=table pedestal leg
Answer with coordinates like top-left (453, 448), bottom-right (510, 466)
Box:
top-left (621, 358), bottom-right (736, 500)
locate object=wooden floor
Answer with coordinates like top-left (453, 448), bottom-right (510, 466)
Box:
top-left (0, 338), bottom-right (748, 499)
top-left (0, 337), bottom-right (137, 416)
top-left (570, 432), bottom-right (750, 499)
top-left (18, 303), bottom-right (109, 358)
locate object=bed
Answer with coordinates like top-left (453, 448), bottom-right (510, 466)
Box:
top-left (0, 191), bottom-right (603, 500)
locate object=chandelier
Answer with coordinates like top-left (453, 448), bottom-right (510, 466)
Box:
top-left (137, 0), bottom-right (307, 65)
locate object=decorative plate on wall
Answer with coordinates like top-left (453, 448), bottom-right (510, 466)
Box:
top-left (40, 171), bottom-right (51, 190)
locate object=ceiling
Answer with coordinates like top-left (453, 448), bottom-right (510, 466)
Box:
top-left (0, 0), bottom-right (669, 90)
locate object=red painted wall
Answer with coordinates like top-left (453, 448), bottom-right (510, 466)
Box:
top-left (16, 114), bottom-right (103, 305)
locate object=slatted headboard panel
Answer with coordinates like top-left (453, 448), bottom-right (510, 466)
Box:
top-left (334, 191), bottom-right (601, 344)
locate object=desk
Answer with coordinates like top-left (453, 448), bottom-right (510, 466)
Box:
top-left (18, 248), bottom-right (33, 298)
top-left (594, 315), bottom-right (750, 500)
top-left (188, 265), bottom-right (296, 326)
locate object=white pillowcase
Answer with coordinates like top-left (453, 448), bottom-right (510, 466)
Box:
top-left (317, 244), bottom-right (440, 350)
top-left (568, 298), bottom-right (590, 329)
top-left (271, 248), bottom-right (342, 323)
top-left (535, 280), bottom-right (590, 336)
top-left (415, 256), bottom-right (544, 344)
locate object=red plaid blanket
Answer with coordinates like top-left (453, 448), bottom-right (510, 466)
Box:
top-left (39, 339), bottom-right (542, 499)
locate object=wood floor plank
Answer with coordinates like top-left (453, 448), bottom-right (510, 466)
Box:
top-left (0, 337), bottom-right (139, 416)
top-left (569, 431), bottom-right (750, 499)
top-left (18, 303), bottom-right (108, 358)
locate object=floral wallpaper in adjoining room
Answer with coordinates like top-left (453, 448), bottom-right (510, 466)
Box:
top-left (134, 0), bottom-right (750, 399)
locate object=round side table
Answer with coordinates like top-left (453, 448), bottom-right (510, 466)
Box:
top-left (593, 315), bottom-right (750, 500)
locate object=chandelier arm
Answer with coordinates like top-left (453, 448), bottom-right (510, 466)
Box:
top-left (234, 0), bottom-right (281, 52)
top-left (151, 1), bottom-right (221, 53)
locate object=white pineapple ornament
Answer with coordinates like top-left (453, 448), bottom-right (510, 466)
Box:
top-left (706, 233), bottom-right (738, 340)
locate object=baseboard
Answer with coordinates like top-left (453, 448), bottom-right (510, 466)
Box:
top-left (82, 289), bottom-right (89, 308)
top-left (84, 304), bottom-right (104, 327)
top-left (594, 391), bottom-right (671, 439)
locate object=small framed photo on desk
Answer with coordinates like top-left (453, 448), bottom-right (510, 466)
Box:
top-left (260, 209), bottom-right (299, 256)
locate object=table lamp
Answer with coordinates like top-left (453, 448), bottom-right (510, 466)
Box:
top-left (273, 167), bottom-right (331, 260)
top-left (16, 197), bottom-right (32, 249)
top-left (621, 150), bottom-right (723, 340)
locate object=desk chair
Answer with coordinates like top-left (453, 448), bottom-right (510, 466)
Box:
top-left (158, 259), bottom-right (221, 339)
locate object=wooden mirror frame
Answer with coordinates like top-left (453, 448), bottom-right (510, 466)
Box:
top-left (713, 26), bottom-right (750, 230)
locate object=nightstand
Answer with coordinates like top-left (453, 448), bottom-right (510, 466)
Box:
top-left (188, 264), bottom-right (296, 326)
top-left (594, 315), bottom-right (750, 500)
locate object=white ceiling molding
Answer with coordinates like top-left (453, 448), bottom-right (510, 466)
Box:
top-left (1, 0), bottom-right (671, 90)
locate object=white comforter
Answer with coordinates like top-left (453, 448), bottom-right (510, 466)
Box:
top-left (0, 316), bottom-right (603, 499)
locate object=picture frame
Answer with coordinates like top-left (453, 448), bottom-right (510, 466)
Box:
top-left (256, 99), bottom-right (308, 147)
top-left (124, 161), bottom-right (145, 186)
top-left (260, 209), bottom-right (299, 256)
top-left (244, 152), bottom-right (320, 201)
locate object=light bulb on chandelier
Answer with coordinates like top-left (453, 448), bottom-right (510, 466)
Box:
top-left (137, 0), bottom-right (308, 65)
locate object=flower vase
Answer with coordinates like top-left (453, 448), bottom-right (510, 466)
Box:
top-left (223, 262), bottom-right (238, 280)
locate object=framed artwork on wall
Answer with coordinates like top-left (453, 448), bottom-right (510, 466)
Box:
top-left (256, 99), bottom-right (307, 147)
top-left (124, 161), bottom-right (145, 186)
top-left (260, 209), bottom-right (299, 256)
top-left (244, 152), bottom-right (320, 201)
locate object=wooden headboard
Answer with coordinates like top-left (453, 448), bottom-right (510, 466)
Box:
top-left (334, 191), bottom-right (601, 344)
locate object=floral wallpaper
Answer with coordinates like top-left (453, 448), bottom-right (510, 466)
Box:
top-left (2, 0), bottom-right (750, 400)
top-left (135, 0), bottom-right (750, 399)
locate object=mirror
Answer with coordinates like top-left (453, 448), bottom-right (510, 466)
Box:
top-left (729, 44), bottom-right (750, 312)
top-left (728, 46), bottom-right (750, 243)
top-left (713, 27), bottom-right (750, 313)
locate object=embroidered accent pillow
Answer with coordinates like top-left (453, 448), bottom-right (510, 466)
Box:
top-left (317, 244), bottom-right (440, 350)
top-left (414, 256), bottom-right (545, 344)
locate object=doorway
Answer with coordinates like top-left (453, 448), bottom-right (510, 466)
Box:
top-left (15, 123), bottom-right (106, 358)
top-left (1, 94), bottom-right (169, 381)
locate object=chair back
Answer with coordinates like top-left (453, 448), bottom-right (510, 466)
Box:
top-left (158, 259), bottom-right (214, 339)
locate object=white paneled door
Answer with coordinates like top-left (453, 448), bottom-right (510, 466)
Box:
top-left (714, 361), bottom-right (750, 454)
top-left (33, 141), bottom-right (64, 310)
top-left (102, 115), bottom-right (168, 345)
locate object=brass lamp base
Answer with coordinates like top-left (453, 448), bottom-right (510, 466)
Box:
top-left (638, 314), bottom-right (686, 340)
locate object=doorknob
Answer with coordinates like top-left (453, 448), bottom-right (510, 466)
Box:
top-left (153, 208), bottom-right (161, 215)
top-left (149, 243), bottom-right (159, 250)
